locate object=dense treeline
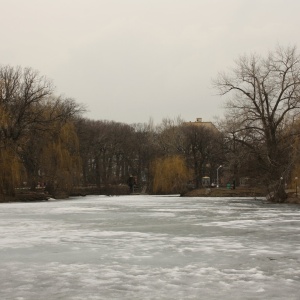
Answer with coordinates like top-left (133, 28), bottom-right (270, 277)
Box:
top-left (74, 117), bottom-right (223, 196)
top-left (0, 67), bottom-right (223, 200)
top-left (2, 45), bottom-right (300, 202)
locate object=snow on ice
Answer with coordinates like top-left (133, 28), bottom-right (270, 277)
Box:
top-left (0, 195), bottom-right (299, 299)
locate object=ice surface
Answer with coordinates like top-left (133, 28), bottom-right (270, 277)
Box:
top-left (0, 195), bottom-right (300, 299)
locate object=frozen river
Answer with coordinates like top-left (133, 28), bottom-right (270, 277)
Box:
top-left (0, 195), bottom-right (300, 299)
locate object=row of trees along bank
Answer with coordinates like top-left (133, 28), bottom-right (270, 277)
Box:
top-left (1, 45), bottom-right (300, 202)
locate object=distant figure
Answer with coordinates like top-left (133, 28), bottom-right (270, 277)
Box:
top-left (128, 175), bottom-right (135, 193)
top-left (232, 179), bottom-right (236, 190)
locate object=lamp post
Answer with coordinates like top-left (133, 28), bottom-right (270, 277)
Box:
top-left (295, 177), bottom-right (298, 197)
top-left (216, 165), bottom-right (223, 188)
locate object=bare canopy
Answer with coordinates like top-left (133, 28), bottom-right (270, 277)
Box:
top-left (214, 45), bottom-right (300, 201)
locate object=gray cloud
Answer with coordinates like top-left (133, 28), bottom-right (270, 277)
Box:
top-left (1, 0), bottom-right (299, 124)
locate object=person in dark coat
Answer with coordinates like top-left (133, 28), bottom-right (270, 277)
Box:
top-left (128, 175), bottom-right (135, 193)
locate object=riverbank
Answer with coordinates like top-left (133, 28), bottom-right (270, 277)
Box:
top-left (183, 187), bottom-right (267, 198)
top-left (0, 184), bottom-right (131, 203)
top-left (183, 187), bottom-right (300, 204)
top-left (2, 186), bottom-right (300, 204)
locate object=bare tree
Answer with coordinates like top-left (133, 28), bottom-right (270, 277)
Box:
top-left (0, 66), bottom-right (53, 144)
top-left (214, 45), bottom-right (300, 201)
top-left (181, 124), bottom-right (223, 188)
top-left (156, 117), bottom-right (186, 155)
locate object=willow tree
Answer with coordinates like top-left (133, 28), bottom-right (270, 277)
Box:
top-left (0, 110), bottom-right (20, 201)
top-left (0, 149), bottom-right (22, 196)
top-left (151, 155), bottom-right (190, 194)
top-left (41, 121), bottom-right (82, 198)
top-left (20, 96), bottom-right (84, 192)
top-left (0, 65), bottom-right (84, 199)
top-left (0, 66), bottom-right (53, 197)
top-left (0, 105), bottom-right (21, 199)
top-left (214, 45), bottom-right (300, 202)
top-left (287, 118), bottom-right (300, 191)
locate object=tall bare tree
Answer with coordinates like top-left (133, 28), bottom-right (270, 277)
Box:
top-left (0, 66), bottom-right (53, 144)
top-left (214, 45), bottom-right (300, 201)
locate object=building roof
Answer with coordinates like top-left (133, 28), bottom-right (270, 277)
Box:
top-left (183, 118), bottom-right (218, 132)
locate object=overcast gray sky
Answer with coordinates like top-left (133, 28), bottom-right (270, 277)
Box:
top-left (1, 0), bottom-right (299, 124)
